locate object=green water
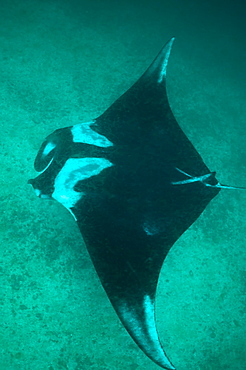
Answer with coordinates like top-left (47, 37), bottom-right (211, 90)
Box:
top-left (0, 0), bottom-right (245, 369)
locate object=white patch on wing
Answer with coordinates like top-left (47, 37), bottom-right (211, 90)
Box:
top-left (118, 295), bottom-right (159, 343)
top-left (52, 157), bottom-right (113, 219)
top-left (71, 121), bottom-right (113, 147)
top-left (142, 295), bottom-right (159, 342)
top-left (158, 37), bottom-right (175, 84)
top-left (119, 295), bottom-right (159, 345)
top-left (118, 295), bottom-right (174, 369)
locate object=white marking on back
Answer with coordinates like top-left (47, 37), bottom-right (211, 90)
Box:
top-left (143, 222), bottom-right (159, 236)
top-left (52, 157), bottom-right (113, 219)
top-left (71, 121), bottom-right (113, 147)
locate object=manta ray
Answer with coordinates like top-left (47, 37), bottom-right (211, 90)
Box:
top-left (28, 38), bottom-right (243, 369)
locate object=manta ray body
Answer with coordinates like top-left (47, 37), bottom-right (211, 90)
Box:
top-left (29, 38), bottom-right (236, 369)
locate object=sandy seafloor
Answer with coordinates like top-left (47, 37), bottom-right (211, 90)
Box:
top-left (0, 0), bottom-right (246, 369)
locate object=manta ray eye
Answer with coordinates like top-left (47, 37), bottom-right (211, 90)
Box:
top-left (34, 139), bottom-right (57, 173)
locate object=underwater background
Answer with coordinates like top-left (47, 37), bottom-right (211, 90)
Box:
top-left (0, 0), bottom-right (246, 369)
